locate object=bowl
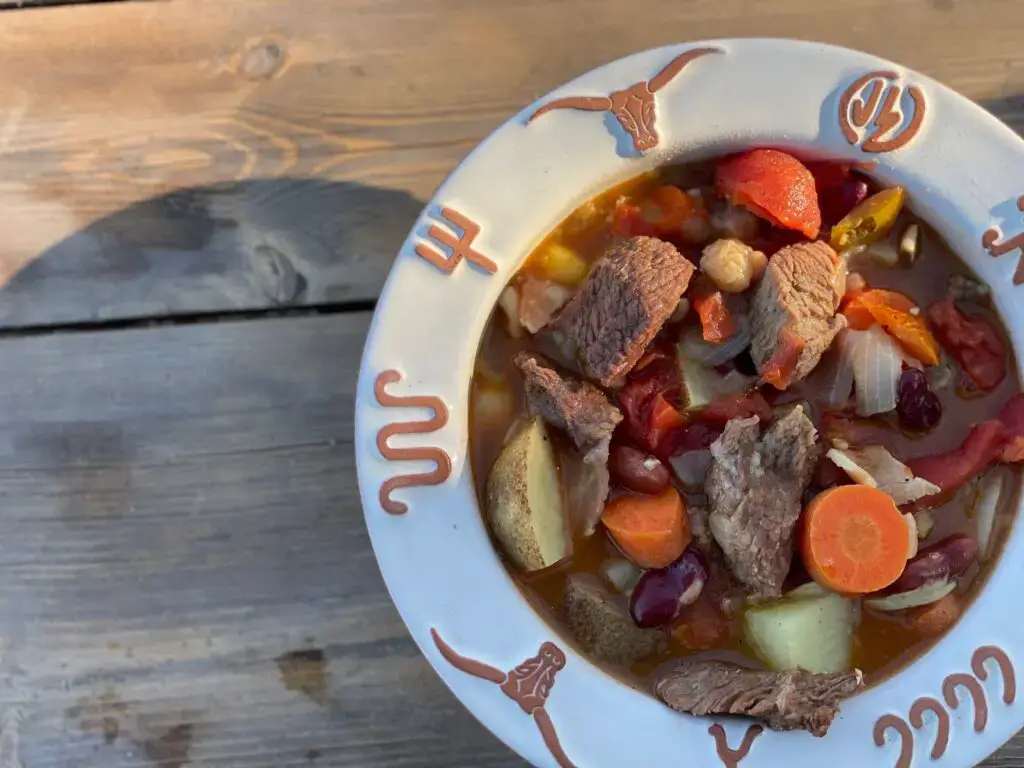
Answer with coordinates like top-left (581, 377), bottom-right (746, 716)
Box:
top-left (355, 38), bottom-right (1024, 767)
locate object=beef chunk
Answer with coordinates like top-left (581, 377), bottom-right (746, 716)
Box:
top-left (750, 241), bottom-right (848, 383)
top-left (654, 660), bottom-right (863, 737)
top-left (705, 406), bottom-right (819, 597)
top-left (564, 574), bottom-right (664, 665)
top-left (553, 236), bottom-right (695, 387)
top-left (515, 352), bottom-right (622, 464)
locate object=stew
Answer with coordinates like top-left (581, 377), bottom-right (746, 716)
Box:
top-left (470, 149), bottom-right (1022, 736)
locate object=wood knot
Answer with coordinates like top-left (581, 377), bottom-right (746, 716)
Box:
top-left (242, 42), bottom-right (285, 80)
top-left (249, 244), bottom-right (302, 303)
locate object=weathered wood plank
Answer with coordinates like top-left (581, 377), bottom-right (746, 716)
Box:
top-left (0, 0), bottom-right (1022, 326)
top-left (0, 312), bottom-right (523, 767)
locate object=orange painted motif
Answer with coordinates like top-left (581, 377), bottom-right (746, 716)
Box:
top-left (982, 195), bottom-right (1024, 285)
top-left (872, 644), bottom-right (1016, 767)
top-left (708, 723), bottom-right (762, 768)
top-left (415, 207), bottom-right (497, 275)
top-left (838, 71), bottom-right (926, 153)
top-left (431, 629), bottom-right (576, 768)
top-left (908, 697), bottom-right (949, 759)
top-left (374, 370), bottom-right (452, 515)
top-left (528, 47), bottom-right (722, 154)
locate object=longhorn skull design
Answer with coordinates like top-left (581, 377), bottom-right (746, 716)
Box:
top-left (528, 47), bottom-right (722, 153)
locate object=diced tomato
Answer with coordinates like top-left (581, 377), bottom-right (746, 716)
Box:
top-left (715, 149), bottom-right (821, 239)
top-left (659, 422), bottom-right (721, 457)
top-left (617, 357), bottom-right (684, 455)
top-left (907, 420), bottom-right (1008, 509)
top-left (611, 202), bottom-right (657, 238)
top-left (691, 285), bottom-right (736, 343)
top-left (804, 160), bottom-right (851, 192)
top-left (760, 328), bottom-right (805, 390)
top-left (998, 394), bottom-right (1024, 462)
top-left (928, 299), bottom-right (1007, 391)
top-left (701, 392), bottom-right (773, 426)
top-left (670, 598), bottom-right (729, 651)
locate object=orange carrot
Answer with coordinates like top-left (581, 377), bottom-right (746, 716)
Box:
top-left (801, 485), bottom-right (911, 594)
top-left (602, 487), bottom-right (689, 568)
top-left (843, 289), bottom-right (939, 365)
top-left (906, 593), bottom-right (961, 637)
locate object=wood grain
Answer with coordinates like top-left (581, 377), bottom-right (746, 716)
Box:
top-left (0, 311), bottom-right (522, 767)
top-left (0, 0), bottom-right (1022, 327)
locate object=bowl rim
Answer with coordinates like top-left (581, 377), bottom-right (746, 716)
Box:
top-left (356, 37), bottom-right (1024, 768)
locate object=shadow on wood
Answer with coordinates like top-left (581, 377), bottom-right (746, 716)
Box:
top-left (0, 178), bottom-right (425, 327)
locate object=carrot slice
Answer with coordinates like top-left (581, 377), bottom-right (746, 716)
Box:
top-left (842, 289), bottom-right (939, 365)
top-left (601, 487), bottom-right (689, 568)
top-left (801, 485), bottom-right (910, 594)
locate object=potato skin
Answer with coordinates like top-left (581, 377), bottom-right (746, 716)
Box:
top-left (485, 417), bottom-right (569, 572)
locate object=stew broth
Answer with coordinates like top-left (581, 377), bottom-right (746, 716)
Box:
top-left (470, 155), bottom-right (1020, 691)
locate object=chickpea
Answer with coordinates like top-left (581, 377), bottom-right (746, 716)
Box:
top-left (699, 238), bottom-right (766, 293)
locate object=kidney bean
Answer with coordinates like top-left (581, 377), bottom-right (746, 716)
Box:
top-left (608, 444), bottom-right (670, 494)
top-left (897, 368), bottom-right (942, 433)
top-left (630, 549), bottom-right (707, 628)
top-left (889, 533), bottom-right (978, 594)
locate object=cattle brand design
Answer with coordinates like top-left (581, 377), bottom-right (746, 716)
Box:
top-left (983, 195), bottom-right (1024, 285)
top-left (431, 629), bottom-right (576, 768)
top-left (709, 723), bottom-right (763, 768)
top-left (528, 47), bottom-right (722, 153)
top-left (872, 644), bottom-right (1016, 767)
top-left (838, 70), bottom-right (926, 153)
top-left (414, 207), bottom-right (497, 276)
top-left (373, 370), bottom-right (452, 515)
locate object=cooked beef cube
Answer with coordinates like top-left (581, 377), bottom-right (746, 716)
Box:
top-left (564, 574), bottom-right (664, 665)
top-left (654, 660), bottom-right (863, 737)
top-left (705, 406), bottom-right (819, 597)
top-left (750, 241), bottom-right (848, 383)
top-left (553, 236), bottom-right (695, 387)
top-left (515, 351), bottom-right (622, 464)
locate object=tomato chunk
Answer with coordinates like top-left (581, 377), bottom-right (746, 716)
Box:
top-left (906, 420), bottom-right (1008, 509)
top-left (998, 394), bottom-right (1024, 463)
top-left (760, 327), bottom-right (805, 390)
top-left (715, 149), bottom-right (821, 239)
top-left (690, 280), bottom-right (736, 343)
top-left (844, 289), bottom-right (939, 366)
top-left (928, 299), bottom-right (1007, 391)
top-left (700, 392), bottom-right (772, 426)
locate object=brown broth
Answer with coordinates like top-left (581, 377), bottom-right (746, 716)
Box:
top-left (470, 158), bottom-right (1020, 686)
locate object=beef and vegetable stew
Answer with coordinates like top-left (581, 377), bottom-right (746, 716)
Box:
top-left (470, 148), bottom-right (1023, 736)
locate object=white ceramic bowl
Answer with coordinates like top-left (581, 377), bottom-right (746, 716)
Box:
top-left (355, 38), bottom-right (1024, 767)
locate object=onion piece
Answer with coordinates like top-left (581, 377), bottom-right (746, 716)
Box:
top-left (562, 452), bottom-right (610, 536)
top-left (915, 509), bottom-right (935, 540)
top-left (904, 513), bottom-right (919, 559)
top-left (669, 449), bottom-right (713, 490)
top-left (853, 325), bottom-right (902, 417)
top-left (820, 329), bottom-right (863, 409)
top-left (497, 286), bottom-right (523, 338)
top-left (600, 558), bottom-right (642, 595)
top-left (865, 579), bottom-right (956, 612)
top-left (973, 466), bottom-right (1012, 561)
top-left (678, 315), bottom-right (752, 366)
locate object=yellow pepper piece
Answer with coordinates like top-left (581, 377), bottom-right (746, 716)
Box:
top-left (536, 242), bottom-right (589, 286)
top-left (830, 187), bottom-right (905, 252)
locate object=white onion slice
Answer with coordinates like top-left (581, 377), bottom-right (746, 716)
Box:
top-left (865, 580), bottom-right (956, 612)
top-left (669, 449), bottom-right (713, 489)
top-left (903, 513), bottom-right (919, 560)
top-left (678, 315), bottom-right (752, 366)
top-left (973, 466), bottom-right (1012, 561)
top-left (820, 329), bottom-right (863, 409)
top-left (853, 325), bottom-right (902, 417)
top-left (600, 558), bottom-right (642, 594)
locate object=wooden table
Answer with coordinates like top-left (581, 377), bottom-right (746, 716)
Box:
top-left (0, 0), bottom-right (1021, 765)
